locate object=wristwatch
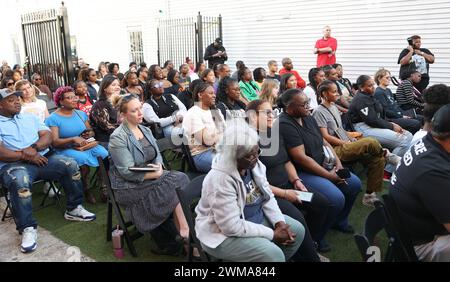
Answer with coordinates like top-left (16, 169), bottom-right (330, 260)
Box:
top-left (30, 143), bottom-right (38, 150)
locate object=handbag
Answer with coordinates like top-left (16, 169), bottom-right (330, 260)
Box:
top-left (74, 140), bottom-right (99, 151)
top-left (322, 145), bottom-right (336, 171)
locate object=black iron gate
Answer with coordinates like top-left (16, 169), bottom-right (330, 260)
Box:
top-left (157, 12), bottom-right (222, 68)
top-left (21, 3), bottom-right (74, 90)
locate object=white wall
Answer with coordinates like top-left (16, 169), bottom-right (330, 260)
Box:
top-left (3, 0), bottom-right (450, 87)
top-left (0, 0), bottom-right (23, 66)
top-left (168, 0), bottom-right (450, 86)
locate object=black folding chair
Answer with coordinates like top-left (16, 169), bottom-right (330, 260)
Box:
top-left (382, 194), bottom-right (419, 262)
top-left (354, 200), bottom-right (395, 262)
top-left (2, 180), bottom-right (63, 222)
top-left (37, 180), bottom-right (64, 211)
top-left (97, 157), bottom-right (144, 257)
top-left (156, 136), bottom-right (183, 171)
top-left (1, 184), bottom-right (16, 224)
top-left (180, 135), bottom-right (204, 180)
top-left (175, 174), bottom-right (212, 262)
top-left (391, 76), bottom-right (401, 87)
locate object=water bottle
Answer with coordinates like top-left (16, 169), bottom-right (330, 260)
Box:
top-left (112, 225), bottom-right (124, 259)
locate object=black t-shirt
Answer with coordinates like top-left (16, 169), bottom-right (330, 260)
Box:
top-left (266, 74), bottom-right (281, 82)
top-left (216, 101), bottom-right (246, 120)
top-left (258, 125), bottom-right (290, 187)
top-left (397, 48), bottom-right (433, 80)
top-left (390, 134), bottom-right (450, 245)
top-left (177, 89), bottom-right (193, 109)
top-left (279, 112), bottom-right (325, 170)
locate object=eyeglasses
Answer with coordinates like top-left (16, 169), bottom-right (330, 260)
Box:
top-left (258, 109), bottom-right (274, 117)
top-left (298, 99), bottom-right (311, 108)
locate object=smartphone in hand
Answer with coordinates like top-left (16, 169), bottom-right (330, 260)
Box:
top-left (336, 168), bottom-right (351, 179)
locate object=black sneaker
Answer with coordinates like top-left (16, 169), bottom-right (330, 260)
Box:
top-left (317, 240), bottom-right (331, 253)
top-left (151, 242), bottom-right (183, 257)
top-left (332, 224), bottom-right (355, 234)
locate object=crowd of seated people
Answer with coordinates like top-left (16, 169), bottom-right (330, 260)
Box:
top-left (1, 54), bottom-right (449, 262)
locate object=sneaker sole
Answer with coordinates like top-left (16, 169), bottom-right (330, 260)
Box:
top-left (64, 213), bottom-right (96, 222)
top-left (21, 243), bottom-right (37, 253)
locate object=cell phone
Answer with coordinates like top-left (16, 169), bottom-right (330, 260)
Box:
top-left (336, 168), bottom-right (351, 179)
top-left (295, 191), bottom-right (314, 202)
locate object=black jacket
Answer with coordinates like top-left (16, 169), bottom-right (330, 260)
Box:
top-left (204, 43), bottom-right (227, 68)
top-left (374, 87), bottom-right (403, 119)
top-left (348, 91), bottom-right (394, 130)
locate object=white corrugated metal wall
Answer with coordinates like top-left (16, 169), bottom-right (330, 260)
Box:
top-left (168, 0), bottom-right (450, 86)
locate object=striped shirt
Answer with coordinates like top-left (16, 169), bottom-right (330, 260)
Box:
top-left (395, 80), bottom-right (424, 110)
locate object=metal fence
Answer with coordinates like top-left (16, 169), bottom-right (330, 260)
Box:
top-left (21, 4), bottom-right (73, 90)
top-left (157, 13), bottom-right (222, 68)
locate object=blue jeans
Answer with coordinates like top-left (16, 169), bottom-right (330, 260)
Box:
top-left (192, 150), bottom-right (214, 173)
top-left (298, 171), bottom-right (361, 242)
top-left (0, 154), bottom-right (84, 232)
top-left (354, 122), bottom-right (413, 173)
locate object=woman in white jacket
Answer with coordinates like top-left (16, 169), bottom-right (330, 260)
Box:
top-left (195, 120), bottom-right (305, 262)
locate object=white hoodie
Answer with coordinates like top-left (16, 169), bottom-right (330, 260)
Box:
top-left (195, 154), bottom-right (285, 249)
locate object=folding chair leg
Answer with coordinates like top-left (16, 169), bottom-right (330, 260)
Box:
top-left (106, 202), bottom-right (113, 242)
top-left (123, 230), bottom-right (138, 257)
top-left (1, 205), bottom-right (9, 221)
top-left (39, 181), bottom-right (64, 212)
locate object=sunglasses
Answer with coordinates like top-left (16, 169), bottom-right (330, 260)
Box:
top-left (151, 82), bottom-right (164, 89)
top-left (121, 93), bottom-right (139, 102)
top-left (7, 82), bottom-right (14, 86)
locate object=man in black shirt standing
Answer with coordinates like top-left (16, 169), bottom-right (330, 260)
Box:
top-left (398, 35), bottom-right (435, 93)
top-left (390, 104), bottom-right (450, 262)
top-left (204, 38), bottom-right (228, 69)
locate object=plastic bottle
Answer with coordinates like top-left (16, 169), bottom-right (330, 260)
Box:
top-left (112, 225), bottom-right (124, 259)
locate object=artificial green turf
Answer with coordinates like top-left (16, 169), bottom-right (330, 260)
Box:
top-left (31, 160), bottom-right (391, 262)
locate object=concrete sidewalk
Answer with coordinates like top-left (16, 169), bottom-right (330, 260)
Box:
top-left (0, 197), bottom-right (94, 262)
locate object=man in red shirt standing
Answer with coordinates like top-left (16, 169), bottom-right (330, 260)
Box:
top-left (314, 26), bottom-right (338, 68)
top-left (279, 58), bottom-right (306, 89)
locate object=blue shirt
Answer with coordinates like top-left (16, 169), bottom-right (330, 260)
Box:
top-left (0, 113), bottom-right (50, 169)
top-left (45, 110), bottom-right (87, 138)
top-left (241, 170), bottom-right (264, 224)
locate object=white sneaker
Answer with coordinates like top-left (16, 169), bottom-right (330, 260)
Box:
top-left (362, 192), bottom-right (379, 208)
top-left (64, 205), bottom-right (96, 222)
top-left (21, 227), bottom-right (37, 253)
top-left (383, 149), bottom-right (402, 167)
top-left (43, 182), bottom-right (55, 198)
top-left (318, 253), bottom-right (330, 262)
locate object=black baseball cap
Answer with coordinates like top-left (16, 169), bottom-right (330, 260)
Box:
top-left (431, 104), bottom-right (450, 134)
top-left (0, 89), bottom-right (21, 101)
top-left (215, 37), bottom-right (223, 44)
